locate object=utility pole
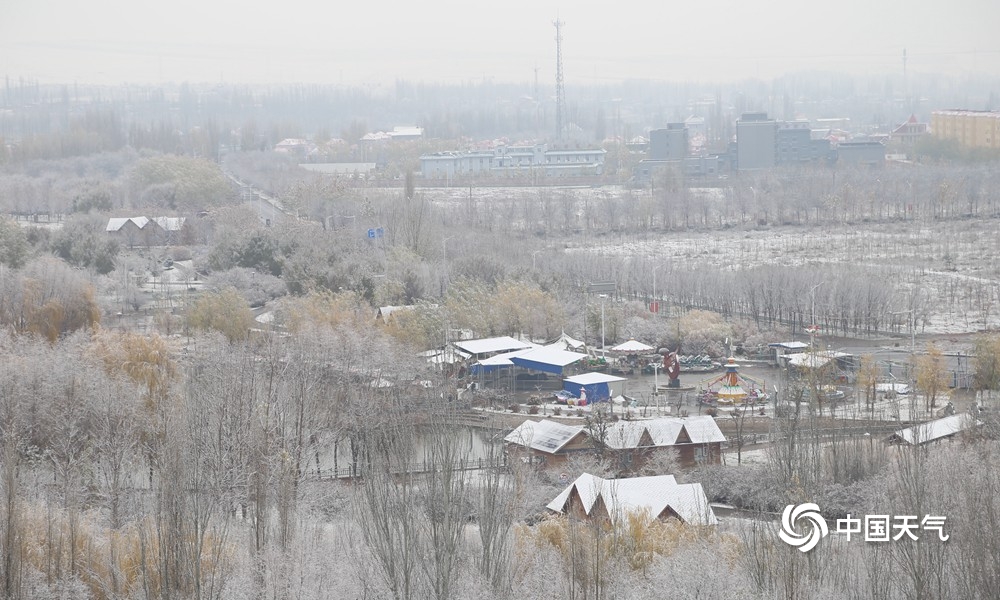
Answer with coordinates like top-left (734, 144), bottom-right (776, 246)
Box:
top-left (652, 263), bottom-right (664, 318)
top-left (600, 293), bottom-right (607, 356)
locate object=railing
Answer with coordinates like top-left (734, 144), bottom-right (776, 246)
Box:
top-left (725, 423), bottom-right (906, 448)
top-left (304, 456), bottom-right (507, 481)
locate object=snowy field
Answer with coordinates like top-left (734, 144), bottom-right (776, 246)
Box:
top-left (414, 185), bottom-right (1000, 335)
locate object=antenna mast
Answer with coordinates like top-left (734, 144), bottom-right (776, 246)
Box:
top-left (553, 18), bottom-right (565, 140)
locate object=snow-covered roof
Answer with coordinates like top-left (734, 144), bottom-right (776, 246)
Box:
top-left (509, 416), bottom-right (725, 453)
top-left (504, 419), bottom-right (586, 454)
top-left (361, 132), bottom-right (392, 141)
top-left (106, 216), bottom-right (149, 232)
top-left (604, 416), bottom-right (726, 449)
top-left (475, 347), bottom-right (536, 367)
top-left (419, 347), bottom-right (471, 365)
top-left (512, 347), bottom-right (587, 368)
top-left (769, 341), bottom-right (809, 350)
top-left (377, 305), bottom-right (418, 320)
top-left (679, 415), bottom-right (729, 444)
top-left (876, 383), bottom-right (910, 394)
top-left (152, 216), bottom-right (186, 231)
top-left (564, 373), bottom-right (627, 385)
top-left (891, 414), bottom-right (978, 445)
top-left (455, 336), bottom-right (537, 356)
top-left (546, 473), bottom-right (717, 526)
top-left (546, 332), bottom-right (586, 351)
top-left (785, 351), bottom-right (850, 369)
top-left (390, 126), bottom-right (424, 137)
top-left (610, 339), bottom-right (655, 353)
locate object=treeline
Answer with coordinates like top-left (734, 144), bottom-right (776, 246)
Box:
top-left (1, 314), bottom-right (1000, 598)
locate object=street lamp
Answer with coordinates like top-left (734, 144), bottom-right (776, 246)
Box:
top-left (890, 309), bottom-right (917, 359)
top-left (532, 250), bottom-right (542, 270)
top-left (442, 236), bottom-right (455, 295)
top-left (809, 281), bottom-right (825, 330)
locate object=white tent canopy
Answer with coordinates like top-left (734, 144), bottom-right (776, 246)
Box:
top-left (610, 339), bottom-right (655, 353)
top-left (547, 332), bottom-right (587, 351)
top-left (564, 372), bottom-right (627, 385)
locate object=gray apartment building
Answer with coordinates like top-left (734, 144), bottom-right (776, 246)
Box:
top-left (736, 112), bottom-right (777, 170)
top-left (648, 124), bottom-right (689, 161)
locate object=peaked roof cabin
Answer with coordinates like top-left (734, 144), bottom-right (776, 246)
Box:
top-left (547, 473), bottom-right (717, 526)
top-left (504, 416), bottom-right (725, 467)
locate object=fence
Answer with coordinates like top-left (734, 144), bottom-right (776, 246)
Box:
top-left (304, 456), bottom-right (507, 481)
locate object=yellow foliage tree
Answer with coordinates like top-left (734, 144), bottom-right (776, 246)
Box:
top-left (446, 278), bottom-right (565, 339)
top-left (382, 304), bottom-right (446, 350)
top-left (186, 287), bottom-right (254, 343)
top-left (13, 267), bottom-right (101, 342)
top-left (916, 342), bottom-right (950, 412)
top-left (857, 354), bottom-right (880, 414)
top-left (279, 289), bottom-right (372, 333)
top-left (93, 330), bottom-right (177, 409)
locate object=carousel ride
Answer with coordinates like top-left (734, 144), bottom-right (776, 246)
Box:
top-left (696, 357), bottom-right (769, 407)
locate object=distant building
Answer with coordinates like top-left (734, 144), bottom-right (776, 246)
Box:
top-left (387, 126), bottom-right (424, 140)
top-left (632, 155), bottom-right (722, 186)
top-left (931, 109), bottom-right (1000, 149)
top-left (776, 121), bottom-right (833, 165)
top-left (836, 140), bottom-right (885, 166)
top-left (274, 138), bottom-right (310, 156)
top-left (631, 122), bottom-right (724, 184)
top-left (648, 124), bottom-right (688, 161)
top-left (625, 135), bottom-right (649, 153)
top-left (149, 216), bottom-right (188, 244)
top-left (107, 216), bottom-right (189, 247)
top-left (890, 114), bottom-right (930, 146)
top-left (106, 217), bottom-right (149, 248)
top-left (736, 112), bottom-right (777, 170)
top-left (419, 144), bottom-right (605, 180)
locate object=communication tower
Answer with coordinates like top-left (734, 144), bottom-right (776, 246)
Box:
top-left (553, 19), bottom-right (565, 140)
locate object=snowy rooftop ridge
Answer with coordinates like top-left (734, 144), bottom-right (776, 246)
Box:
top-left (546, 472), bottom-right (717, 526)
top-left (891, 413), bottom-right (979, 445)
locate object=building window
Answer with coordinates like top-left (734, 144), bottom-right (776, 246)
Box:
top-left (695, 446), bottom-right (707, 464)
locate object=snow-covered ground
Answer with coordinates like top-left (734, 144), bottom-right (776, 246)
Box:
top-left (414, 185), bottom-right (1000, 335)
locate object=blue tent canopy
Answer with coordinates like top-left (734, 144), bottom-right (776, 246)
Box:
top-left (510, 347), bottom-right (587, 376)
top-left (562, 373), bottom-right (627, 402)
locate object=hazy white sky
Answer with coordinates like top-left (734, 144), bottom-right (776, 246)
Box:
top-left (3, 0), bottom-right (999, 86)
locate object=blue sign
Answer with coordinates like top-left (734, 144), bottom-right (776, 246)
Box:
top-left (367, 228), bottom-right (375, 238)
top-left (367, 227), bottom-right (384, 239)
